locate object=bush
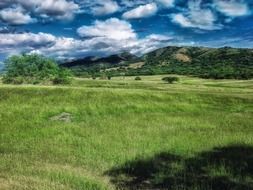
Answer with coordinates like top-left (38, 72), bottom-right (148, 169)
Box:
top-left (162, 76), bottom-right (179, 84)
top-left (3, 76), bottom-right (24, 84)
top-left (53, 69), bottom-right (72, 85)
top-left (135, 76), bottom-right (142, 81)
top-left (2, 54), bottom-right (72, 85)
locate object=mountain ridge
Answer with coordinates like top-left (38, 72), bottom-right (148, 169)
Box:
top-left (61, 46), bottom-right (253, 79)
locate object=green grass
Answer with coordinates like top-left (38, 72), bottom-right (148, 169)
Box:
top-left (0, 75), bottom-right (253, 189)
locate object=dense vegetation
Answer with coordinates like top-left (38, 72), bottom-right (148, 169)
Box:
top-left (0, 76), bottom-right (252, 189)
top-left (143, 46), bottom-right (253, 79)
top-left (62, 52), bottom-right (141, 78)
top-left (62, 46), bottom-right (253, 80)
top-left (2, 54), bottom-right (72, 85)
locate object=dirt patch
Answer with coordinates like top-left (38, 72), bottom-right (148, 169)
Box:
top-left (0, 178), bottom-right (11, 190)
top-left (50, 112), bottom-right (72, 123)
top-left (128, 62), bottom-right (145, 69)
top-left (174, 53), bottom-right (191, 63)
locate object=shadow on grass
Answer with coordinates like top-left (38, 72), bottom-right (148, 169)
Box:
top-left (106, 145), bottom-right (253, 190)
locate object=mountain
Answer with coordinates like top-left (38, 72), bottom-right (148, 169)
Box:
top-left (61, 52), bottom-right (140, 68)
top-left (60, 52), bottom-right (142, 77)
top-left (143, 46), bottom-right (253, 79)
top-left (61, 46), bottom-right (253, 79)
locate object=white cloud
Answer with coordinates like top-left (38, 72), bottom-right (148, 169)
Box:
top-left (91, 0), bottom-right (120, 15)
top-left (0, 32), bottom-right (56, 57)
top-left (156, 0), bottom-right (174, 7)
top-left (214, 0), bottom-right (250, 17)
top-left (77, 18), bottom-right (173, 56)
top-left (0, 6), bottom-right (35, 25)
top-left (0, 0), bottom-right (79, 23)
top-left (0, 32), bottom-right (86, 59)
top-left (77, 18), bottom-right (137, 40)
top-left (122, 3), bottom-right (158, 19)
top-left (34, 0), bottom-right (79, 19)
top-left (172, 0), bottom-right (222, 30)
top-left (0, 18), bottom-right (173, 60)
top-left (131, 34), bottom-right (172, 54)
top-left (120, 0), bottom-right (150, 7)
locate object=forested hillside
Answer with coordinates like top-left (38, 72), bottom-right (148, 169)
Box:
top-left (61, 46), bottom-right (253, 79)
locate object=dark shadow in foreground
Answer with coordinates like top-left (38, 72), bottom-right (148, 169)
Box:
top-left (106, 145), bottom-right (253, 190)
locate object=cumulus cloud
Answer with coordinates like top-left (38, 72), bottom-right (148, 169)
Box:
top-left (0, 31), bottom-right (86, 59)
top-left (77, 18), bottom-right (173, 56)
top-left (214, 0), bottom-right (250, 17)
top-left (0, 0), bottom-right (79, 24)
top-left (0, 0), bottom-right (176, 24)
top-left (172, 0), bottom-right (222, 30)
top-left (0, 6), bottom-right (35, 25)
top-left (91, 0), bottom-right (120, 15)
top-left (0, 32), bottom-right (55, 50)
top-left (77, 18), bottom-right (136, 40)
top-left (34, 0), bottom-right (79, 19)
top-left (156, 0), bottom-right (174, 7)
top-left (122, 3), bottom-right (158, 19)
top-left (131, 34), bottom-right (172, 54)
top-left (120, 0), bottom-right (150, 7)
top-left (0, 18), bottom-right (173, 60)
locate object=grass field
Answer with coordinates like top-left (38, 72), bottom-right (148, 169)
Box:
top-left (0, 75), bottom-right (253, 190)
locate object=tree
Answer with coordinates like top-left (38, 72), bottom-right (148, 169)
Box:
top-left (2, 54), bottom-right (72, 85)
top-left (135, 76), bottom-right (142, 81)
top-left (162, 76), bottom-right (179, 84)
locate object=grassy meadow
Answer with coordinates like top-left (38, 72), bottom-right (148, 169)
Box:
top-left (0, 75), bottom-right (253, 190)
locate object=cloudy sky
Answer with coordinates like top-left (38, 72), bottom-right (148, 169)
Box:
top-left (0, 0), bottom-right (252, 61)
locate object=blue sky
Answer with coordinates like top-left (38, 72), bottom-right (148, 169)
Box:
top-left (0, 0), bottom-right (253, 62)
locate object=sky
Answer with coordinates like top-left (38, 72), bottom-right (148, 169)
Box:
top-left (0, 0), bottom-right (253, 62)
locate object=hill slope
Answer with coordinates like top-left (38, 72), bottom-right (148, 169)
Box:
top-left (61, 46), bottom-right (253, 79)
top-left (61, 52), bottom-right (141, 77)
top-left (142, 46), bottom-right (253, 79)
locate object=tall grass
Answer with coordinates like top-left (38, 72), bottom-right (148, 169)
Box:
top-left (0, 76), bottom-right (252, 189)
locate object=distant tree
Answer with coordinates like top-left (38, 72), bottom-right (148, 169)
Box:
top-left (162, 76), bottom-right (179, 84)
top-left (2, 54), bottom-right (72, 85)
top-left (135, 76), bottom-right (142, 81)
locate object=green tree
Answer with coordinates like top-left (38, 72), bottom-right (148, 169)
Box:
top-left (162, 76), bottom-right (179, 84)
top-left (2, 54), bottom-right (72, 85)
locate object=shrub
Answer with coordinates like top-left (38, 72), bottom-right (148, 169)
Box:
top-left (3, 76), bottom-right (24, 84)
top-left (162, 76), bottom-right (179, 84)
top-left (53, 69), bottom-right (72, 85)
top-left (135, 76), bottom-right (142, 81)
top-left (2, 76), bottom-right (13, 84)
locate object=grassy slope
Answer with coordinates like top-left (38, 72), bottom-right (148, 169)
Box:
top-left (0, 75), bottom-right (253, 189)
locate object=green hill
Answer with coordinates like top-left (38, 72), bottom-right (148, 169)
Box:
top-left (61, 52), bottom-right (141, 77)
top-left (143, 46), bottom-right (253, 79)
top-left (62, 46), bottom-right (253, 79)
